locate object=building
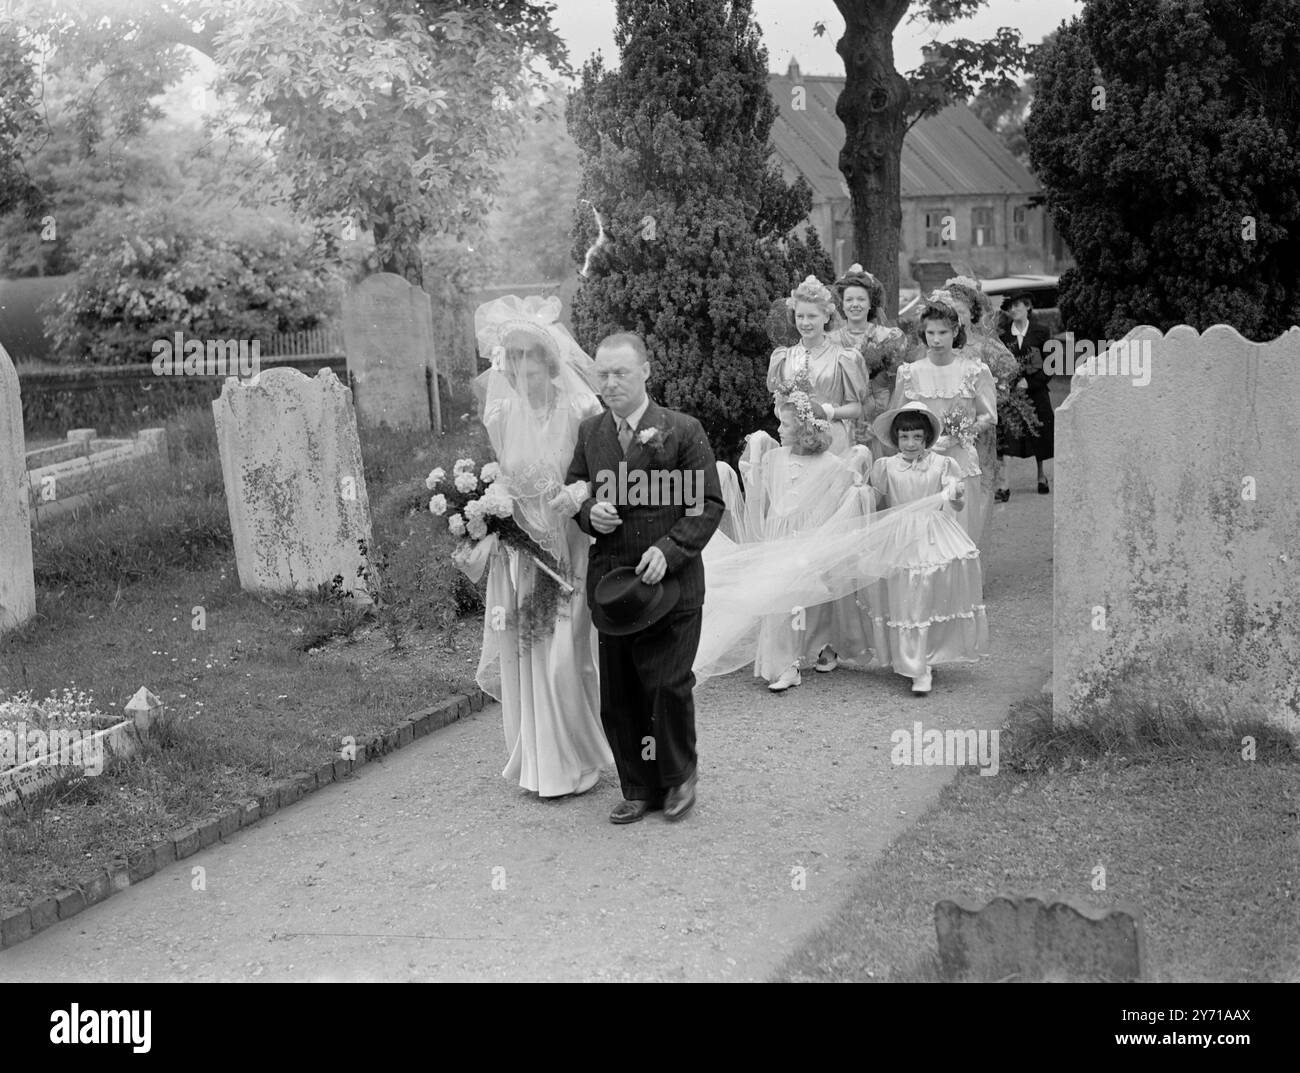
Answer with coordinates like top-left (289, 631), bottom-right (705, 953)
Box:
top-left (768, 60), bottom-right (1071, 284)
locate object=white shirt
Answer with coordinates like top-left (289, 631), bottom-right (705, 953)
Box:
top-left (616, 395), bottom-right (651, 434)
top-left (1011, 322), bottom-right (1028, 344)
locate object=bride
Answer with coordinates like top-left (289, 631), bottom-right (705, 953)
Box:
top-left (465, 296), bottom-right (613, 798)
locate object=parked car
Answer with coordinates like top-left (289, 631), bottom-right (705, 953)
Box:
top-left (897, 274), bottom-right (1062, 338)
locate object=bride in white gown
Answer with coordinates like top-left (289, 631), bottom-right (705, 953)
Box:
top-left (463, 296), bottom-right (614, 798)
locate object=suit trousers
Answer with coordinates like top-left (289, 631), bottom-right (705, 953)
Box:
top-left (597, 606), bottom-right (701, 800)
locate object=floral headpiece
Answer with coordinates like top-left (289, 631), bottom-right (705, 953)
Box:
top-left (941, 275), bottom-right (993, 322)
top-left (784, 275), bottom-right (837, 315)
top-left (475, 294), bottom-right (565, 370)
top-left (833, 263), bottom-right (885, 311)
top-left (924, 289), bottom-right (962, 318)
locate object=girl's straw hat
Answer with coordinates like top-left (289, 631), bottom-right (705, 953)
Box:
top-left (872, 401), bottom-right (943, 447)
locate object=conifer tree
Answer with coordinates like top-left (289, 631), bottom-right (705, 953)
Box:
top-left (567, 0), bottom-right (832, 458)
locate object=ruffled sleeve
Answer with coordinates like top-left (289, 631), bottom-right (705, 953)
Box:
top-left (889, 362), bottom-right (914, 410)
top-left (869, 456), bottom-right (890, 505)
top-left (835, 347), bottom-right (869, 404)
top-left (766, 348), bottom-right (789, 394)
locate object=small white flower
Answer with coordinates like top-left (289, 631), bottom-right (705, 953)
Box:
top-left (637, 427), bottom-right (658, 445)
top-left (428, 494), bottom-right (447, 516)
top-left (453, 457), bottom-right (475, 475)
top-left (480, 461), bottom-right (501, 483)
top-left (447, 513), bottom-right (466, 537)
top-left (466, 517), bottom-right (488, 540)
top-left (454, 471), bottom-right (478, 494)
top-left (424, 467), bottom-right (445, 490)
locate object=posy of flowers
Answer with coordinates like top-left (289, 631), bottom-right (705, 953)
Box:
top-left (426, 458), bottom-right (573, 641)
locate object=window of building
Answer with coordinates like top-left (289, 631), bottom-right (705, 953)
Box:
top-left (1013, 205), bottom-right (1029, 246)
top-left (924, 209), bottom-right (953, 248)
top-left (972, 206), bottom-right (995, 247)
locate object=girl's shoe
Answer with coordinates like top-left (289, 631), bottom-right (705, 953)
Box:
top-left (1038, 480), bottom-right (1050, 494)
top-left (994, 488), bottom-right (1010, 503)
top-left (769, 666), bottom-right (802, 692)
top-left (911, 667), bottom-right (933, 694)
top-left (814, 648), bottom-right (839, 672)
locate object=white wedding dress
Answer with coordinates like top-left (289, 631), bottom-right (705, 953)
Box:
top-left (466, 296), bottom-right (614, 797)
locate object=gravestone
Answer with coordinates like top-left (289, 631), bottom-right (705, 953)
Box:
top-left (1054, 325), bottom-right (1300, 730)
top-left (934, 894), bottom-right (1145, 982)
top-left (213, 367), bottom-right (373, 598)
top-left (0, 341), bottom-right (35, 634)
top-left (342, 272), bottom-right (440, 432)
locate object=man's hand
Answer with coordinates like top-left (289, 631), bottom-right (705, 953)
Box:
top-left (635, 545), bottom-right (667, 584)
top-left (589, 501), bottom-right (622, 534)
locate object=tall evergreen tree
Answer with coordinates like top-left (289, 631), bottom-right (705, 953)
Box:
top-left (1027, 0), bottom-right (1300, 341)
top-left (567, 0), bottom-right (832, 459)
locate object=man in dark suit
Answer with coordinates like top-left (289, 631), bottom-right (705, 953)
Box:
top-left (995, 291), bottom-right (1054, 499)
top-left (561, 332), bottom-right (724, 824)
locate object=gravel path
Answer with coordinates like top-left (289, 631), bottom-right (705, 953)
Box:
top-left (0, 458), bottom-right (1053, 982)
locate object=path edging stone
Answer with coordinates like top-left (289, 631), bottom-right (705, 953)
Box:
top-left (0, 686), bottom-right (484, 952)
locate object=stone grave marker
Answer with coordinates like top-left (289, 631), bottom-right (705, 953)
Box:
top-left (342, 272), bottom-right (440, 432)
top-left (0, 340), bottom-right (35, 634)
top-left (1053, 324), bottom-right (1300, 729)
top-left (934, 893), bottom-right (1146, 982)
top-left (213, 367), bottom-right (373, 598)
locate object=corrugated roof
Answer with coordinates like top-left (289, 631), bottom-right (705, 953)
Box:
top-left (768, 71), bottom-right (1041, 202)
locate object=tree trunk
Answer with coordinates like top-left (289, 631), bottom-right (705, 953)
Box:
top-left (833, 0), bottom-right (911, 320)
top-left (372, 215), bottom-right (425, 288)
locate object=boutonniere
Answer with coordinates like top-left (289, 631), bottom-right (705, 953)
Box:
top-left (636, 426), bottom-right (667, 452)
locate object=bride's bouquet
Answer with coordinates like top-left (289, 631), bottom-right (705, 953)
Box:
top-left (427, 458), bottom-right (573, 596)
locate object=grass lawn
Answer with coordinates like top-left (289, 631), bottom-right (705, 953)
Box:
top-left (775, 697), bottom-right (1299, 983)
top-left (1, 404), bottom-right (491, 913)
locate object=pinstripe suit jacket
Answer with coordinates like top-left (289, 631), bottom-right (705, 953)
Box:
top-left (565, 399), bottom-right (724, 611)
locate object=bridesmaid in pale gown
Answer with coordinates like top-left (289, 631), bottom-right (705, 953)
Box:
top-left (767, 275), bottom-right (869, 461)
top-left (890, 292), bottom-right (997, 548)
top-left (467, 296), bottom-right (614, 798)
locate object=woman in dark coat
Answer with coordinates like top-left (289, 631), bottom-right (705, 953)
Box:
top-left (995, 291), bottom-right (1054, 498)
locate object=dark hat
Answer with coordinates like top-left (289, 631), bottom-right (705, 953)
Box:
top-left (592, 566), bottom-right (681, 636)
top-left (1005, 290), bottom-right (1036, 309)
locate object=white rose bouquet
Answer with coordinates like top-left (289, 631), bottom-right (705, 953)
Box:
top-left (426, 459), bottom-right (572, 594)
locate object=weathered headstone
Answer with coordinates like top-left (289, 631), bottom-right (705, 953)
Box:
top-left (1054, 325), bottom-right (1300, 729)
top-left (0, 341), bottom-right (35, 634)
top-left (342, 272), bottom-right (439, 431)
top-left (213, 367), bottom-right (373, 598)
top-left (935, 894), bottom-right (1145, 982)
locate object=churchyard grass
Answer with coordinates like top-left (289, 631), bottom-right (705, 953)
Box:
top-left (775, 691), bottom-right (1298, 983)
top-left (0, 405), bottom-right (489, 912)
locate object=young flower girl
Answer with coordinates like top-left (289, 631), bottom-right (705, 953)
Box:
top-left (741, 398), bottom-right (878, 692)
top-left (868, 402), bottom-right (989, 694)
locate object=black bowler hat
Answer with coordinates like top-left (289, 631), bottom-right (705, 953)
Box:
top-left (1005, 290), bottom-right (1036, 309)
top-left (592, 566), bottom-right (681, 636)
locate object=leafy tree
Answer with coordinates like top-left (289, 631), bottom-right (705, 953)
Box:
top-left (0, 24), bottom-right (43, 226)
top-left (484, 82), bottom-right (582, 283)
top-left (16, 1), bottom-right (570, 286)
top-left (815, 1), bottom-right (1030, 316)
top-left (970, 73), bottom-right (1032, 169)
top-left (46, 203), bottom-right (333, 364)
top-left (1027, 0), bottom-right (1300, 341)
top-left (568, 0), bottom-right (833, 459)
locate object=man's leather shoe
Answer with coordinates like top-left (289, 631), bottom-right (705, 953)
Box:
top-left (663, 773), bottom-right (697, 822)
top-left (609, 799), bottom-right (650, 824)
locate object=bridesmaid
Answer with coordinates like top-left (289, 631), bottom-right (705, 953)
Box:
top-left (890, 291), bottom-right (997, 548)
top-left (768, 275), bottom-right (868, 459)
top-left (940, 275), bottom-right (1020, 531)
top-left (829, 263), bottom-right (907, 457)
